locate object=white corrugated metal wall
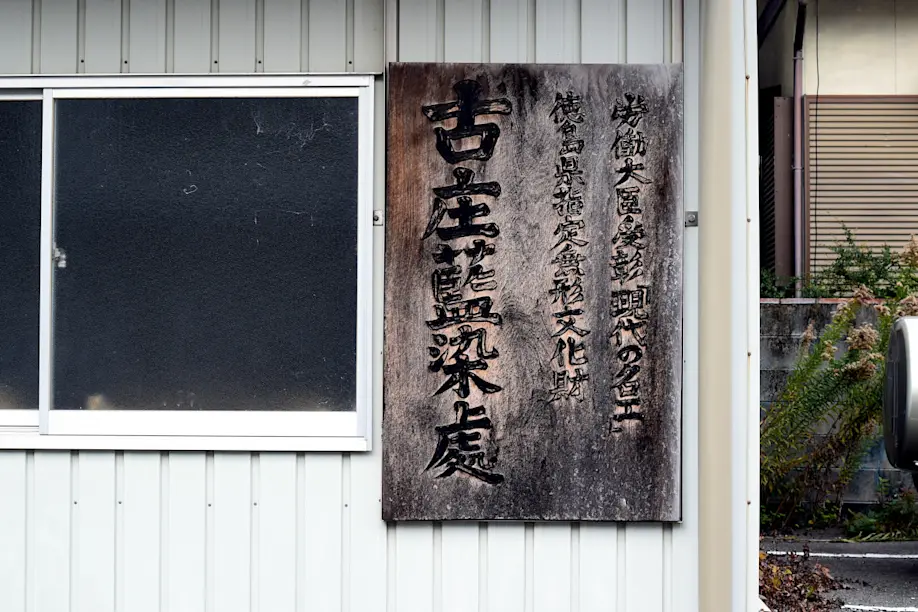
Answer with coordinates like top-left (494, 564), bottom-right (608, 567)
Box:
top-left (0, 1), bottom-right (700, 610)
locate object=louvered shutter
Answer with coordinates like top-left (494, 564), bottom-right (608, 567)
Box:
top-left (806, 96), bottom-right (918, 273)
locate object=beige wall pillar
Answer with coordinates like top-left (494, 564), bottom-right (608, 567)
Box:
top-left (699, 0), bottom-right (756, 609)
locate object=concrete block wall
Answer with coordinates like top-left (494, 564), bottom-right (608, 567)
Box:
top-left (760, 299), bottom-right (913, 505)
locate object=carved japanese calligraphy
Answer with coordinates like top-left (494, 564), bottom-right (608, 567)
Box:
top-left (421, 80), bottom-right (512, 163)
top-left (385, 63), bottom-right (683, 522)
top-left (608, 91), bottom-right (655, 430)
top-left (546, 90), bottom-right (592, 402)
top-left (420, 85), bottom-right (510, 487)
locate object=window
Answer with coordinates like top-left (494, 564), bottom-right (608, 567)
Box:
top-left (0, 76), bottom-right (375, 451)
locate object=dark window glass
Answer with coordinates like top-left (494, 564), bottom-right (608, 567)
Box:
top-left (0, 101), bottom-right (41, 409)
top-left (53, 97), bottom-right (359, 411)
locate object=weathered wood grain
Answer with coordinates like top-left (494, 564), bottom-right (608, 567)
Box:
top-left (383, 63), bottom-right (683, 521)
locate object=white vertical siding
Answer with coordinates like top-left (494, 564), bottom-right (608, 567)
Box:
top-left (218, 1), bottom-right (257, 72)
top-left (0, 453), bottom-right (28, 612)
top-left (171, 453), bottom-right (207, 611)
top-left (129, 0), bottom-right (168, 72)
top-left (33, 452), bottom-right (72, 612)
top-left (40, 0), bottom-right (80, 73)
top-left (0, 0), bottom-right (33, 73)
top-left (83, 0), bottom-right (122, 73)
top-left (173, 0), bottom-right (212, 72)
top-left (74, 453), bottom-right (117, 612)
top-left (672, 0), bottom-right (700, 607)
top-left (0, 1), bottom-right (700, 610)
top-left (263, 0), bottom-right (302, 72)
top-left (121, 453), bottom-right (161, 612)
top-left (534, 0), bottom-right (580, 62)
top-left (307, 0), bottom-right (348, 71)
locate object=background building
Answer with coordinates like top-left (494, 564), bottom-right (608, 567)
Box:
top-left (760, 0), bottom-right (918, 276)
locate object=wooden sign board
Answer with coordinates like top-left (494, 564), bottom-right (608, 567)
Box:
top-left (383, 63), bottom-right (683, 522)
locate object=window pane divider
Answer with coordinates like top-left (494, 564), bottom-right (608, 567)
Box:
top-left (355, 83), bottom-right (375, 446)
top-left (38, 89), bottom-right (54, 435)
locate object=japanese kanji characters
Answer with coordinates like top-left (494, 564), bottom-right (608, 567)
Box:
top-left (546, 91), bottom-right (592, 402)
top-left (421, 80), bottom-right (512, 485)
top-left (608, 93), bottom-right (653, 429)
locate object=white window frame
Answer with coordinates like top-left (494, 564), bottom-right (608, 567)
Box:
top-left (0, 74), bottom-right (375, 452)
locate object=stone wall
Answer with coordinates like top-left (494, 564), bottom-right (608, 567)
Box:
top-left (760, 299), bottom-right (913, 505)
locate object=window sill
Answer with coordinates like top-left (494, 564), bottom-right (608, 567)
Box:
top-left (0, 410), bottom-right (371, 452)
top-left (0, 430), bottom-right (370, 452)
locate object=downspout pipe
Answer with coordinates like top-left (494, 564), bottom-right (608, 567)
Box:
top-left (793, 0), bottom-right (808, 294)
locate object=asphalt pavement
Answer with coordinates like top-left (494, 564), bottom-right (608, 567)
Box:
top-left (764, 537), bottom-right (918, 611)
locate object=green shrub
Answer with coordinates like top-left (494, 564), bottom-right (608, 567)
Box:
top-left (761, 289), bottom-right (896, 532)
top-left (761, 228), bottom-right (918, 532)
top-left (844, 478), bottom-right (918, 541)
top-left (761, 227), bottom-right (918, 299)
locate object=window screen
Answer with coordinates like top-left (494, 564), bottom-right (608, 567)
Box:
top-left (52, 97), bottom-right (359, 412)
top-left (0, 101), bottom-right (41, 410)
